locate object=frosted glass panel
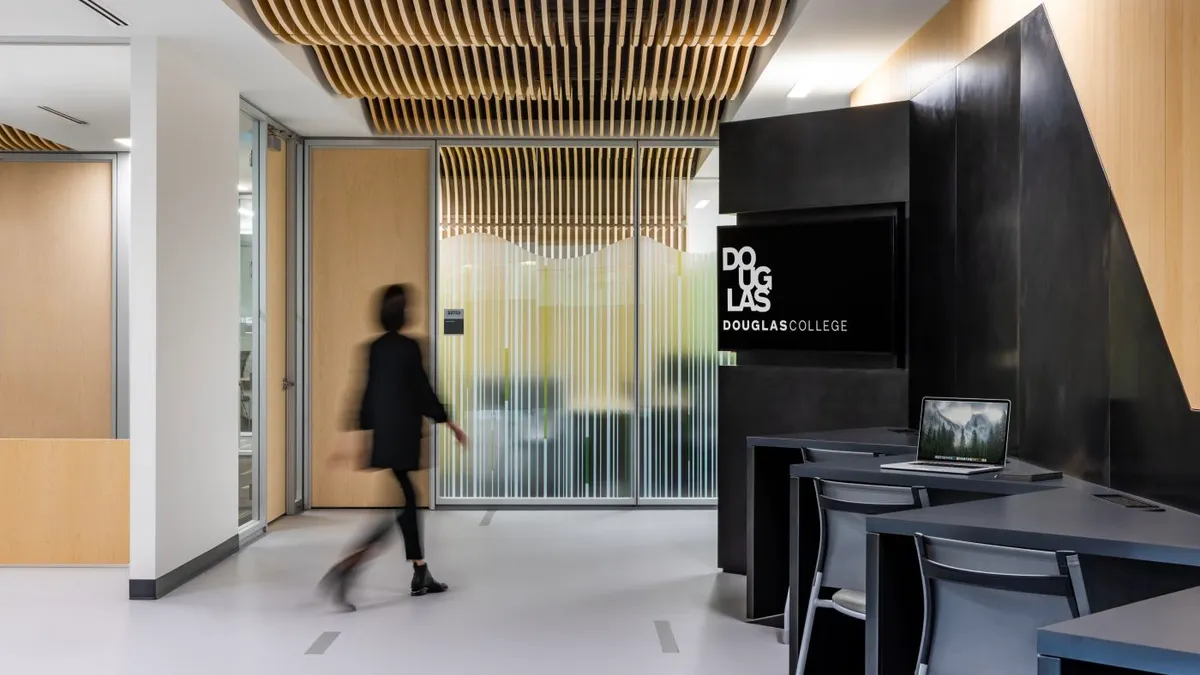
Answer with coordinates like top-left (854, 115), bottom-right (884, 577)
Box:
top-left (436, 147), bottom-right (636, 501)
top-left (638, 151), bottom-right (734, 501)
top-left (434, 145), bottom-right (729, 503)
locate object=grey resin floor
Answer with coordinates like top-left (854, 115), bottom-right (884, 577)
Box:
top-left (0, 509), bottom-right (785, 674)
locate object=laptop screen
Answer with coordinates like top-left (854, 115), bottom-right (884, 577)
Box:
top-left (917, 398), bottom-right (1011, 465)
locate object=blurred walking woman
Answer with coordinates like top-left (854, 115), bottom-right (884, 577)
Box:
top-left (320, 283), bottom-right (467, 612)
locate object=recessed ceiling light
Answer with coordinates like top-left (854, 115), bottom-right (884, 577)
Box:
top-left (521, 260), bottom-right (537, 266)
top-left (114, 137), bottom-right (131, 148)
top-left (237, 181), bottom-right (251, 192)
top-left (695, 199), bottom-right (711, 209)
top-left (238, 207), bottom-right (254, 218)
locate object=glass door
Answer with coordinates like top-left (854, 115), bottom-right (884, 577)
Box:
top-left (435, 145), bottom-right (637, 503)
top-left (237, 111), bottom-right (261, 528)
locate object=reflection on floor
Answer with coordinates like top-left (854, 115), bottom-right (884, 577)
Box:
top-left (0, 510), bottom-right (784, 675)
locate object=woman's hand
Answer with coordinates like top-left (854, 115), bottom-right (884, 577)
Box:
top-left (447, 421), bottom-right (468, 446)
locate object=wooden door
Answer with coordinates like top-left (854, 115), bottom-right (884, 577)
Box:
top-left (310, 148), bottom-right (431, 507)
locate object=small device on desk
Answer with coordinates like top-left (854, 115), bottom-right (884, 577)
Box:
top-left (881, 397), bottom-right (1011, 475)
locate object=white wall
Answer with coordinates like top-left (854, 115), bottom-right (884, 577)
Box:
top-left (129, 37), bottom-right (240, 580)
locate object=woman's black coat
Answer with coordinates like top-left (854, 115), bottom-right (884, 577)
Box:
top-left (352, 331), bottom-right (448, 472)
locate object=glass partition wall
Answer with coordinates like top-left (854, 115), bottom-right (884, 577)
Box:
top-left (238, 111), bottom-right (266, 530)
top-left (637, 147), bottom-right (735, 502)
top-left (436, 147), bottom-right (637, 502)
top-left (433, 142), bottom-right (726, 505)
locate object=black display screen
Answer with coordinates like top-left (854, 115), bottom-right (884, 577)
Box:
top-left (716, 218), bottom-right (898, 352)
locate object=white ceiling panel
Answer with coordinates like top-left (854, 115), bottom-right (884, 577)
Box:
top-left (730, 0), bottom-right (949, 121)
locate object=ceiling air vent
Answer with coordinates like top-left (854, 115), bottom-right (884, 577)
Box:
top-left (38, 106), bottom-right (88, 126)
top-left (75, 0), bottom-right (129, 27)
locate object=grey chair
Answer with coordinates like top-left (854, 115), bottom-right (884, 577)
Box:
top-left (913, 534), bottom-right (1091, 675)
top-left (793, 479), bottom-right (929, 674)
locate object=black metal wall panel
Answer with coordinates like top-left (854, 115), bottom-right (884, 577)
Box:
top-left (952, 25), bottom-right (1023, 448)
top-left (1016, 9), bottom-right (1112, 482)
top-left (718, 103), bottom-right (910, 215)
top-left (1109, 220), bottom-right (1200, 512)
top-left (907, 69), bottom-right (959, 427)
top-left (716, 365), bottom-right (907, 574)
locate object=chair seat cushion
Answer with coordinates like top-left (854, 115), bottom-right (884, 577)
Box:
top-left (831, 589), bottom-right (867, 615)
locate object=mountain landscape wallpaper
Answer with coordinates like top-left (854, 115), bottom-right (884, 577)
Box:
top-left (920, 399), bottom-right (1010, 461)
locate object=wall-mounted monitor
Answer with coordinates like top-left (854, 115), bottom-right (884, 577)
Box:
top-left (717, 216), bottom-right (900, 353)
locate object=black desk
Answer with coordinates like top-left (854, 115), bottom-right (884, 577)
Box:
top-left (865, 488), bottom-right (1200, 675)
top-left (741, 428), bottom-right (915, 623)
top-left (784, 455), bottom-right (1070, 674)
top-left (1038, 586), bottom-right (1200, 674)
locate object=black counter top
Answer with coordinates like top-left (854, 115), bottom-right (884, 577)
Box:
top-left (749, 426), bottom-right (918, 454)
top-left (789, 453), bottom-right (1071, 496)
top-left (867, 487), bottom-right (1200, 567)
top-left (1039, 586), bottom-right (1200, 674)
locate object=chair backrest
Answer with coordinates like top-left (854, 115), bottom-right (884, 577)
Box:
top-left (815, 479), bottom-right (927, 592)
top-left (915, 534), bottom-right (1091, 675)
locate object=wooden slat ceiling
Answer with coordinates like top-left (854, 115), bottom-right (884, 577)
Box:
top-left (252, 0), bottom-right (789, 137)
top-left (0, 124), bottom-right (70, 152)
top-left (439, 146), bottom-right (703, 252)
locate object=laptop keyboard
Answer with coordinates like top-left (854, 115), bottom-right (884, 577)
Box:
top-left (913, 461), bottom-right (974, 468)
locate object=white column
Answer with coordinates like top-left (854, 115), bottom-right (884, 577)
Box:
top-left (129, 37), bottom-right (241, 585)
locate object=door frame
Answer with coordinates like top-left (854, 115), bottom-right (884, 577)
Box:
top-left (299, 139), bottom-right (439, 509)
top-left (239, 99), bottom-right (305, 534)
top-left (296, 137), bottom-right (720, 508)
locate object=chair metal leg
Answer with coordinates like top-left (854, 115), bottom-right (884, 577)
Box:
top-left (796, 573), bottom-right (823, 675)
top-left (781, 589), bottom-right (791, 644)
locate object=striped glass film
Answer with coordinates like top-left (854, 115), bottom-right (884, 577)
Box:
top-left (434, 145), bottom-right (728, 502)
top-left (638, 148), bottom-right (736, 500)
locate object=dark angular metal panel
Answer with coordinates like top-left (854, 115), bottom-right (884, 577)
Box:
top-left (953, 24), bottom-right (1023, 446)
top-left (908, 68), bottom-right (959, 427)
top-left (718, 102), bottom-right (910, 214)
top-left (1016, 9), bottom-right (1111, 482)
top-left (1109, 219), bottom-right (1200, 512)
top-left (716, 366), bottom-right (908, 574)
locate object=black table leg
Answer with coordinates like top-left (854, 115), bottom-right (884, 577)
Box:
top-left (867, 532), bottom-right (923, 675)
top-left (748, 445), bottom-right (795, 621)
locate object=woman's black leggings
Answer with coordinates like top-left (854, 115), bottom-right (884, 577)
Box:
top-left (351, 469), bottom-right (423, 561)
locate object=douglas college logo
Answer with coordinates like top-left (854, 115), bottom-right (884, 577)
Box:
top-left (722, 246), bottom-right (771, 312)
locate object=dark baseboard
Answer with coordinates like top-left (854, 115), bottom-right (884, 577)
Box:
top-left (129, 534), bottom-right (239, 600)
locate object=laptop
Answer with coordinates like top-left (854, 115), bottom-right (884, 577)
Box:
top-left (881, 397), bottom-right (1011, 475)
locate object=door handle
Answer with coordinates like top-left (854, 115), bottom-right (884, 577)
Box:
top-left (282, 378), bottom-right (295, 390)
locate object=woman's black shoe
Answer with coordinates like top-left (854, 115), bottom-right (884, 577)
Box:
top-left (410, 564), bottom-right (449, 596)
top-left (319, 566), bottom-right (357, 612)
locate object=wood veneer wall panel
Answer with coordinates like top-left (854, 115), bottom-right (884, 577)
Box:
top-left (266, 142), bottom-right (289, 523)
top-left (852, 0), bottom-right (1200, 408)
top-left (311, 148), bottom-right (431, 508)
top-left (0, 161), bottom-right (113, 438)
top-left (0, 439), bottom-right (129, 564)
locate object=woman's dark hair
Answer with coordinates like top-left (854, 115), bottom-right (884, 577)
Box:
top-left (378, 283), bottom-right (408, 332)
